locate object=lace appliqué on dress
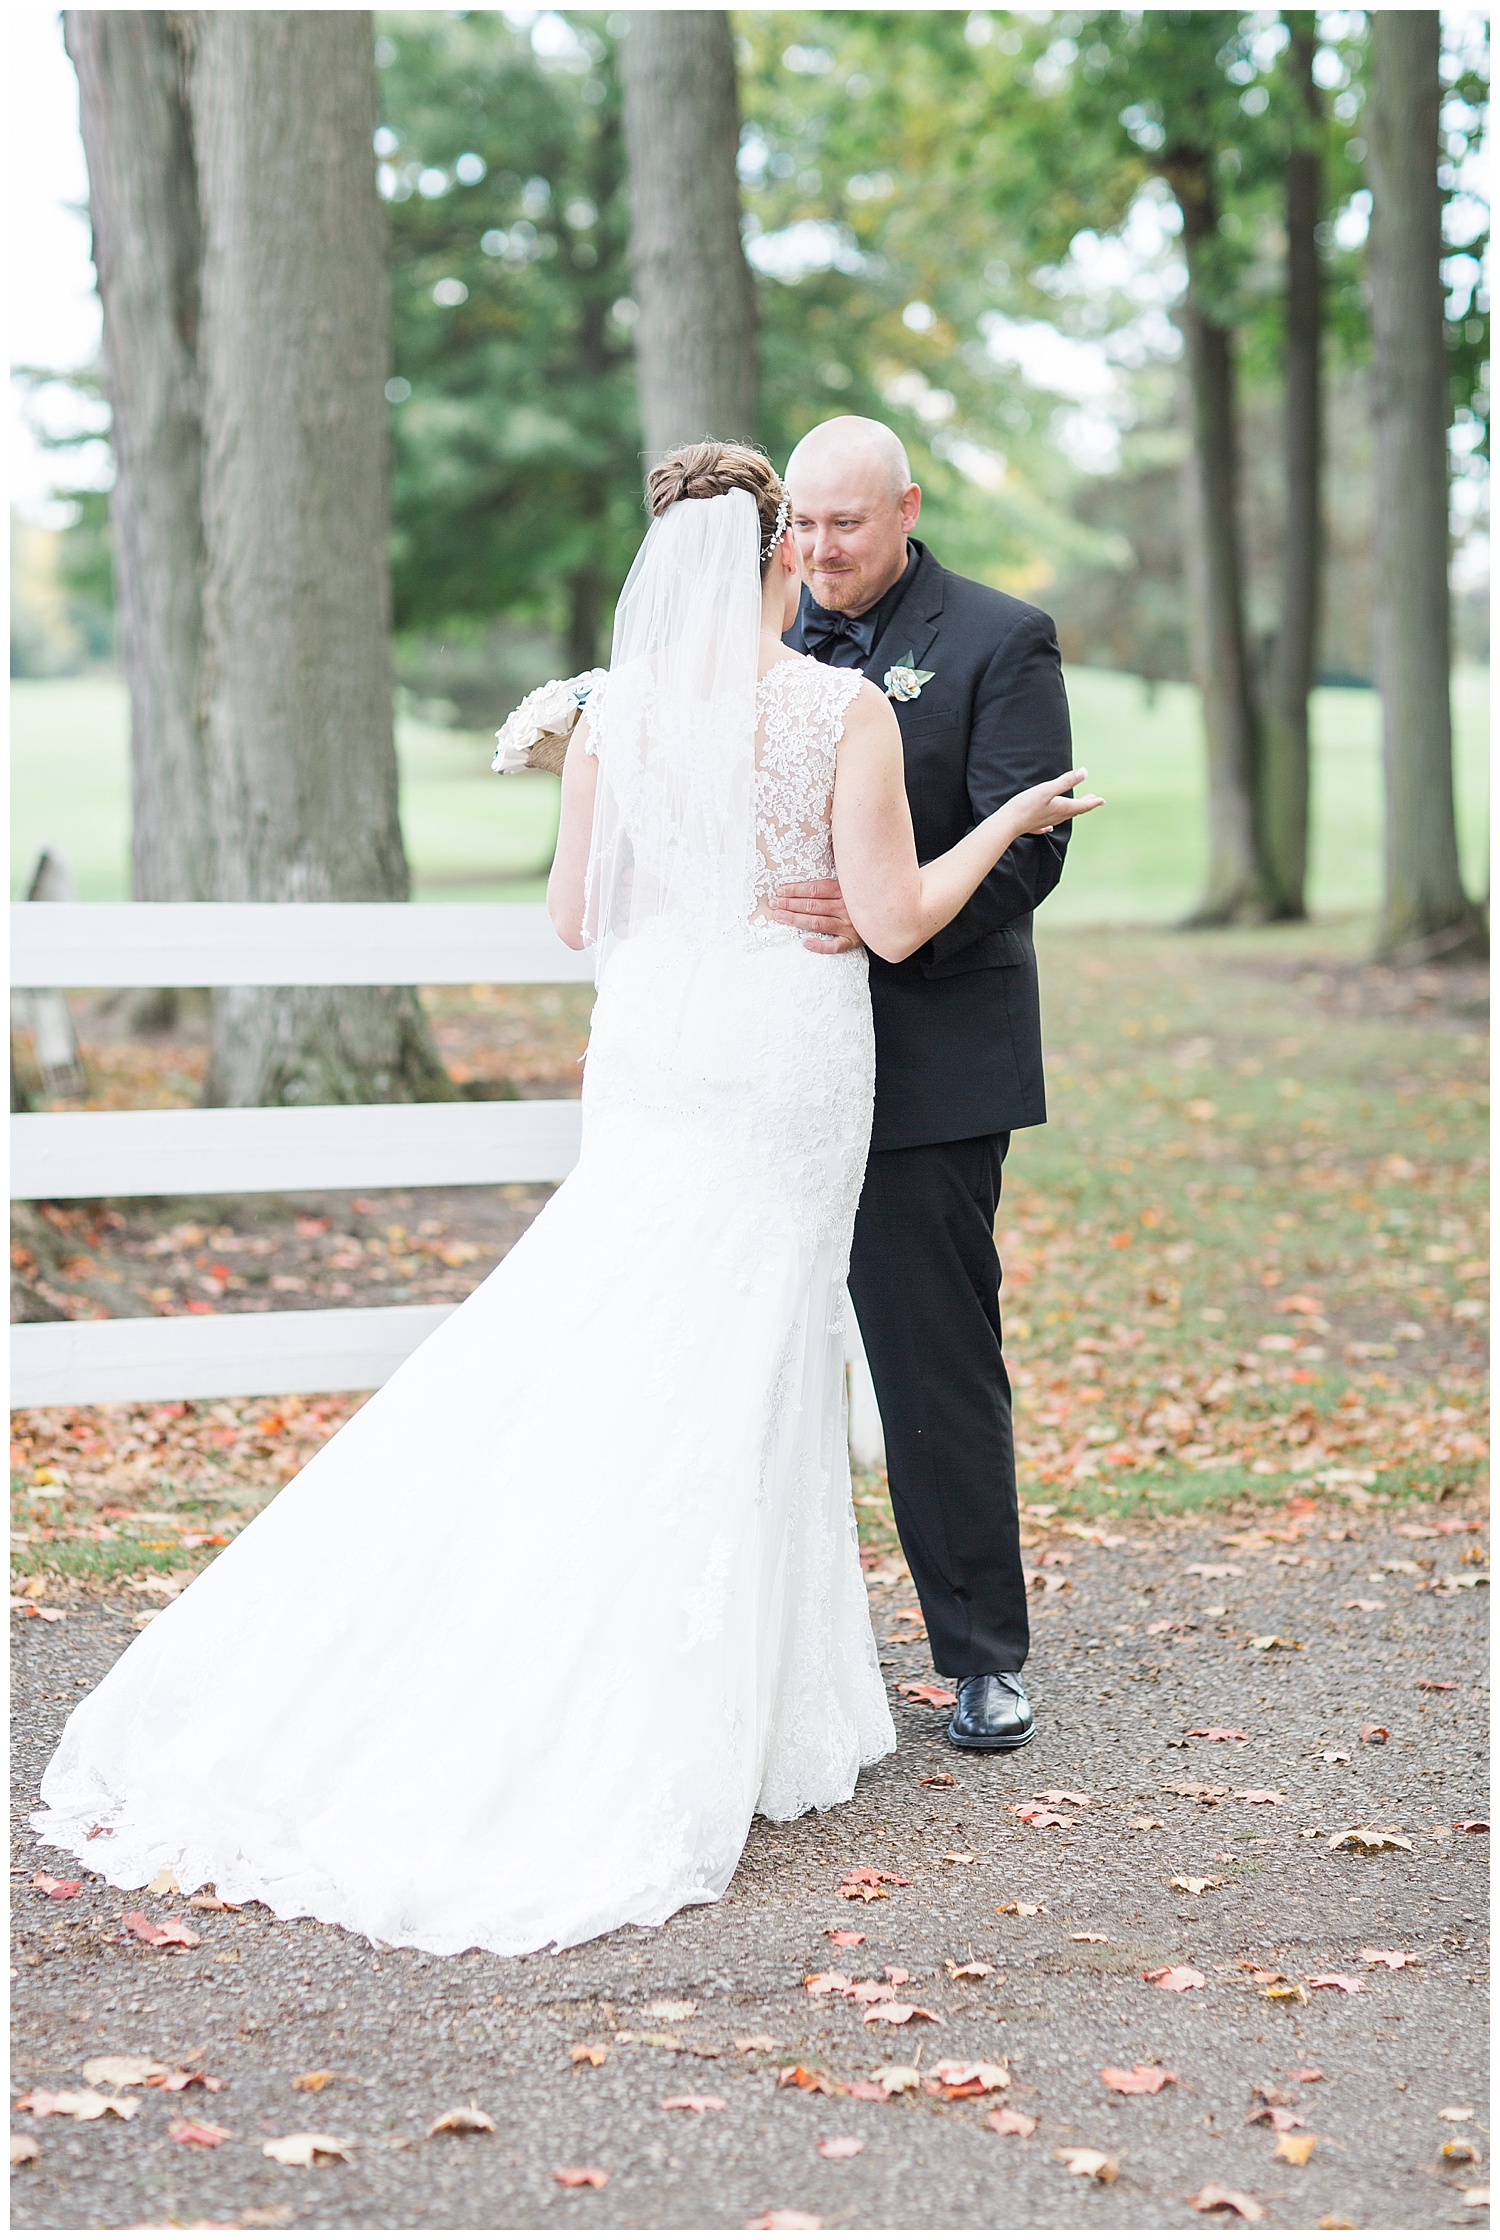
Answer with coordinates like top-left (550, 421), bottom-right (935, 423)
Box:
top-left (750, 660), bottom-right (865, 931)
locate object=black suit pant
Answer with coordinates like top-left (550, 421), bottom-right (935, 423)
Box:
top-left (847, 1133), bottom-right (1029, 1679)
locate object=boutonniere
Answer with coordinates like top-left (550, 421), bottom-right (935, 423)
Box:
top-left (883, 651), bottom-right (935, 704)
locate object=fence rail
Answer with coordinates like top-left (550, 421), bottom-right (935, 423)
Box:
top-left (9, 903), bottom-right (886, 1464)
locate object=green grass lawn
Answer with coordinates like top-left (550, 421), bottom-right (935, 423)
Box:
top-left (10, 666), bottom-right (1489, 916)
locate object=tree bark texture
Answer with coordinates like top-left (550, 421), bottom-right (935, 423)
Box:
top-left (1367, 11), bottom-right (1480, 960)
top-left (187, 11), bottom-right (452, 1103)
top-left (1261, 15), bottom-right (1321, 921)
top-left (620, 11), bottom-right (757, 462)
top-left (1168, 149), bottom-right (1269, 924)
top-left (64, 10), bottom-right (211, 906)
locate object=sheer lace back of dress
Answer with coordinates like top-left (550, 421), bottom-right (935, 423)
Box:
top-left (750, 658), bottom-right (865, 928)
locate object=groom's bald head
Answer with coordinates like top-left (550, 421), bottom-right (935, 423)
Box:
top-left (784, 416), bottom-right (921, 616)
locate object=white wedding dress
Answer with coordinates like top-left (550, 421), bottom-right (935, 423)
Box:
top-left (33, 644), bottom-right (897, 1957)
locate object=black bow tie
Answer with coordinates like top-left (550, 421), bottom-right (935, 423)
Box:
top-left (802, 601), bottom-right (879, 667)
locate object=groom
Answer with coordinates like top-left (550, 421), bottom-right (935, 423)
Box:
top-left (775, 415), bottom-right (1072, 1753)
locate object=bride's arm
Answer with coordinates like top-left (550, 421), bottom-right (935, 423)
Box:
top-left (546, 718), bottom-right (599, 950)
top-left (830, 685), bottom-right (1101, 965)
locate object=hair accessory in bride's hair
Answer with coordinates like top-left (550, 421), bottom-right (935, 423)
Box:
top-left (761, 494), bottom-right (791, 561)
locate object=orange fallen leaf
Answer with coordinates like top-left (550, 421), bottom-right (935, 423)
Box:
top-left (895, 1682), bottom-right (957, 1708)
top-left (927, 2060), bottom-right (1009, 2097)
top-left (987, 2107), bottom-right (1038, 2137)
top-left (158, 2070), bottom-right (223, 2094)
top-left (746, 2212), bottom-right (822, 2231)
top-left (777, 2067), bottom-right (838, 2096)
top-left (120, 1911), bottom-right (200, 1949)
top-left (1360, 1949), bottom-right (1418, 1970)
top-left (816, 2136), bottom-right (864, 2159)
top-left (31, 1873), bottom-right (81, 1900)
top-left (261, 2134), bottom-right (351, 2166)
top-left (662, 2095), bottom-right (726, 2114)
top-left (844, 2080), bottom-right (892, 2101)
top-left (1307, 1975), bottom-right (1365, 1994)
top-left (805, 1972), bottom-right (854, 1997)
top-left (570, 2045), bottom-right (609, 2067)
top-left (1189, 2183), bottom-right (1264, 2219)
top-left (1143, 1966), bottom-right (1206, 1992)
top-left (919, 1773), bottom-right (956, 1788)
top-left (168, 2119), bottom-right (232, 2148)
top-left (553, 2166), bottom-right (609, 2187)
top-left (862, 2002), bottom-right (938, 2026)
top-left (290, 2071), bottom-right (334, 2093)
top-left (1247, 2107), bottom-right (1305, 2132)
top-left (1359, 1723), bottom-right (1390, 1744)
top-left (824, 1929), bottom-right (865, 1948)
top-left (1102, 2065), bottom-right (1176, 2095)
top-left (1272, 2132), bottom-right (1317, 2166)
top-left (1454, 1819), bottom-right (1489, 1833)
top-left (1286, 2067), bottom-right (1324, 2082)
top-left (1010, 1804), bottom-right (1074, 1829)
top-left (840, 1867), bottom-right (911, 1890)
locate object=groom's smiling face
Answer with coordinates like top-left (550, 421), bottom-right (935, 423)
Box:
top-left (788, 460), bottom-right (921, 618)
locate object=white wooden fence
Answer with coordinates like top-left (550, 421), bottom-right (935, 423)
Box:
top-left (10, 902), bottom-right (886, 1463)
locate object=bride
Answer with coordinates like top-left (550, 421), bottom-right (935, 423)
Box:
top-left (34, 442), bottom-right (1099, 1957)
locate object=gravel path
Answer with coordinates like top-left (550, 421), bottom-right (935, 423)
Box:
top-left (11, 1502), bottom-right (1489, 2231)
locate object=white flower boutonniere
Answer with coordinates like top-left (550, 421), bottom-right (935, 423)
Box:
top-left (883, 651), bottom-right (935, 704)
top-left (492, 668), bottom-right (608, 776)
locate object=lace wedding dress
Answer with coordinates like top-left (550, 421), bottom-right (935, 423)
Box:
top-left (33, 646), bottom-right (897, 1957)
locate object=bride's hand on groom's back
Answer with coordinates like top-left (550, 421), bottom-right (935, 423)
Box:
top-left (771, 879), bottom-right (864, 954)
top-left (1007, 769), bottom-right (1104, 837)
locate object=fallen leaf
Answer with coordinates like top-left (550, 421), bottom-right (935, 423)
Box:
top-left (1010, 1804), bottom-right (1074, 1829)
top-left (1272, 2133), bottom-right (1317, 2166)
top-left (1317, 2220), bottom-right (1355, 2231)
top-left (1441, 2139), bottom-right (1481, 2164)
top-left (157, 2069), bottom-right (223, 2094)
top-left (1345, 1599), bottom-right (1385, 1612)
top-left (1128, 1816), bottom-right (1164, 1831)
top-left (867, 2066), bottom-right (922, 2095)
top-left (14, 2090), bottom-right (137, 2123)
top-left (943, 1850), bottom-right (977, 1864)
top-left (746, 2212), bottom-right (822, 2231)
top-left (1247, 2107), bottom-right (1306, 2132)
top-left (1415, 1678), bottom-right (1458, 1692)
top-left (1249, 1636), bottom-right (1301, 1652)
top-left (1188, 2184), bottom-right (1264, 2220)
top-left (80, 2058), bottom-right (166, 2090)
top-left (187, 1890), bottom-right (239, 1911)
top-left (1328, 1829), bottom-right (1414, 1854)
top-left (987, 2107), bottom-right (1038, 2137)
top-left (862, 2002), bottom-right (937, 2026)
top-left (1102, 2064), bottom-right (1177, 2095)
top-left (1054, 2145), bottom-right (1119, 2182)
top-left (895, 1682), bottom-right (958, 1707)
top-left (1440, 2107), bottom-right (1476, 2121)
top-left (1070, 1931), bottom-right (1110, 1944)
top-left (120, 1910), bottom-right (201, 1949)
top-left (570, 2045), bottom-right (609, 2067)
top-left (1185, 1566), bottom-right (1243, 1580)
top-left (146, 1868), bottom-right (181, 1897)
top-left (777, 2066), bottom-right (839, 2096)
top-left (1162, 1782), bottom-right (1228, 1802)
top-left (1143, 1966), bottom-right (1206, 1992)
top-left (645, 1999), bottom-right (696, 2022)
top-left (823, 1929), bottom-right (865, 1948)
top-left (1171, 1876), bottom-right (1226, 1895)
top-left (996, 1900), bottom-right (1045, 1916)
top-left (919, 1772), bottom-right (956, 1788)
top-left (883, 1965), bottom-right (911, 1985)
top-left (1186, 1727), bottom-right (1251, 1740)
top-left (10, 2135), bottom-right (40, 2166)
top-left (1459, 2187), bottom-right (1490, 2210)
top-left (816, 2135), bottom-right (864, 2160)
top-left (1359, 1724), bottom-right (1390, 1744)
top-left (1287, 2068), bottom-right (1325, 2082)
top-left (662, 2095), bottom-right (726, 2113)
top-left (805, 1972), bottom-right (855, 1997)
top-left (946, 1958), bottom-right (994, 1979)
top-left (262, 2134), bottom-right (351, 2166)
top-left (30, 1873), bottom-right (81, 1900)
top-left (1232, 1791), bottom-right (1287, 1806)
top-left (1454, 1819), bottom-right (1489, 1833)
top-left (290, 2070), bottom-right (334, 2092)
top-left (169, 2119), bottom-right (232, 2148)
top-left (927, 2060), bottom-right (1009, 2097)
top-left (1035, 1790), bottom-right (1091, 1807)
top-left (553, 2166), bottom-right (609, 2188)
top-left (1360, 1949), bottom-right (1418, 1970)
top-left (1322, 1750), bottom-right (1351, 1764)
top-left (736, 2036), bottom-right (778, 2053)
top-left (1261, 1983), bottom-right (1310, 2005)
top-left (1308, 1975), bottom-right (1365, 1994)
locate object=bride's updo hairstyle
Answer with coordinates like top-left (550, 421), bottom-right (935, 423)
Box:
top-left (645, 441), bottom-right (790, 571)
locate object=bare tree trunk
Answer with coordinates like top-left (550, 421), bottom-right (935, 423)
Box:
top-left (1262, 14), bottom-right (1321, 922)
top-left (1170, 149), bottom-right (1270, 925)
top-left (620, 11), bottom-right (757, 462)
top-left (63, 11), bottom-right (210, 908)
top-left (1367, 11), bottom-right (1482, 962)
top-left (187, 11), bottom-right (452, 1105)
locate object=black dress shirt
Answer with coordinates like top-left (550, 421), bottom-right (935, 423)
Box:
top-left (798, 543), bottom-right (918, 669)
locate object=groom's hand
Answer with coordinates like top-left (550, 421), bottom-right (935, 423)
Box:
top-left (771, 879), bottom-right (862, 953)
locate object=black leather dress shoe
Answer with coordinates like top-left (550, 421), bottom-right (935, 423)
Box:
top-left (945, 1671), bottom-right (1035, 1752)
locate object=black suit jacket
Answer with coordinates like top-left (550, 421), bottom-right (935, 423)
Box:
top-left (785, 540), bottom-right (1072, 1152)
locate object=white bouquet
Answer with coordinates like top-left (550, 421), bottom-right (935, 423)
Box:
top-left (492, 669), bottom-right (609, 777)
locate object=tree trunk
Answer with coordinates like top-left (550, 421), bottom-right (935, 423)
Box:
top-left (1169, 148), bottom-right (1270, 925)
top-left (1262, 15), bottom-right (1321, 922)
top-left (187, 11), bottom-right (452, 1105)
top-left (1367, 11), bottom-right (1481, 962)
top-left (620, 11), bottom-right (757, 462)
top-left (63, 10), bottom-right (210, 907)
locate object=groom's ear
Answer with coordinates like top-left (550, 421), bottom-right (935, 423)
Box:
top-left (900, 483), bottom-right (922, 533)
